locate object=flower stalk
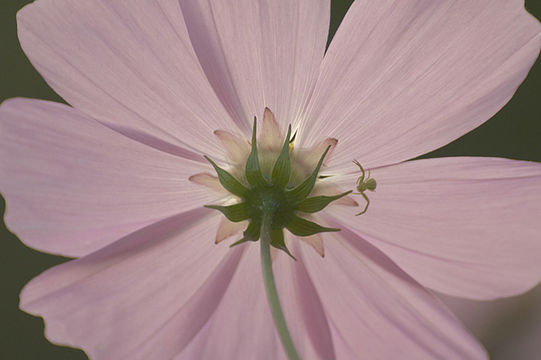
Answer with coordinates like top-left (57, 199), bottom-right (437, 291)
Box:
top-left (260, 210), bottom-right (300, 360)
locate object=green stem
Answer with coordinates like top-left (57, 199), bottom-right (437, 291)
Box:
top-left (260, 211), bottom-right (300, 360)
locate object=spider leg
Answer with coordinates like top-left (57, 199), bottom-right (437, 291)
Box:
top-left (353, 160), bottom-right (365, 182)
top-left (355, 192), bottom-right (370, 216)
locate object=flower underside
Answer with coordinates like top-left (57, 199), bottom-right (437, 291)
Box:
top-left (204, 113), bottom-right (351, 258)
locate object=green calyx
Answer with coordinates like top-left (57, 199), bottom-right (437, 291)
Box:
top-left (205, 118), bottom-right (350, 258)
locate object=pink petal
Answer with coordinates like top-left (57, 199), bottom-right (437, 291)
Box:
top-left (260, 108), bottom-right (284, 151)
top-left (302, 0), bottom-right (541, 170)
top-left (178, 243), bottom-right (334, 359)
top-left (330, 157), bottom-right (541, 300)
top-left (179, 0), bottom-right (330, 130)
top-left (17, 0), bottom-right (236, 158)
top-left (20, 210), bottom-right (243, 360)
top-left (0, 99), bottom-right (216, 257)
top-left (301, 233), bottom-right (487, 359)
top-left (294, 137), bottom-right (338, 170)
top-left (214, 218), bottom-right (247, 244)
top-left (188, 172), bottom-right (225, 194)
top-left (214, 130), bottom-right (251, 165)
top-left (178, 244), bottom-right (280, 359)
top-left (299, 233), bottom-right (325, 257)
top-left (273, 241), bottom-right (335, 359)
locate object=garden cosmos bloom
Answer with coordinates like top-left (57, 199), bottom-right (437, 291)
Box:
top-left (1, 0), bottom-right (541, 359)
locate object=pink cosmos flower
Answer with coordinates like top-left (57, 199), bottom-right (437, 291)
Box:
top-left (1, 0), bottom-right (541, 359)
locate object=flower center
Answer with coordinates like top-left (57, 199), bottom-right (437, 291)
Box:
top-left (203, 112), bottom-right (350, 258)
top-left (244, 184), bottom-right (291, 227)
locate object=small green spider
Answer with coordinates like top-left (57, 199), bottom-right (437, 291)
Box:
top-left (352, 160), bottom-right (376, 216)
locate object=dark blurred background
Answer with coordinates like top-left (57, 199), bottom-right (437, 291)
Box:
top-left (1, 1), bottom-right (540, 359)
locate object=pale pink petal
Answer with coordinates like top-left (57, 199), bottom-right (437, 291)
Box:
top-left (213, 130), bottom-right (250, 165)
top-left (188, 172), bottom-right (225, 194)
top-left (179, 0), bottom-right (330, 130)
top-left (174, 319), bottom-right (213, 359)
top-left (270, 246), bottom-right (280, 263)
top-left (214, 218), bottom-right (247, 244)
top-left (179, 244), bottom-right (280, 359)
top-left (301, 233), bottom-right (487, 359)
top-left (260, 108), bottom-right (283, 151)
top-left (300, 233), bottom-right (325, 257)
top-left (177, 242), bottom-right (334, 359)
top-left (273, 241), bottom-right (335, 359)
top-left (17, 0), bottom-right (236, 159)
top-left (0, 99), bottom-right (216, 257)
top-left (299, 137), bottom-right (338, 167)
top-left (302, 0), bottom-right (541, 170)
top-left (330, 157), bottom-right (541, 300)
top-left (20, 210), bottom-right (244, 360)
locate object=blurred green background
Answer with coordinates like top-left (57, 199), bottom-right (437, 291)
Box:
top-left (0, 0), bottom-right (540, 359)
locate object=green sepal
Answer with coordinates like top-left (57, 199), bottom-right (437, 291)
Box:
top-left (243, 218), bottom-right (261, 241)
top-left (245, 118), bottom-right (267, 186)
top-left (286, 215), bottom-right (339, 237)
top-left (285, 146), bottom-right (330, 205)
top-left (204, 156), bottom-right (248, 197)
top-left (271, 125), bottom-right (292, 189)
top-left (205, 203), bottom-right (249, 222)
top-left (296, 191), bottom-right (352, 213)
top-left (230, 237), bottom-right (249, 248)
top-left (230, 217), bottom-right (262, 248)
top-left (270, 228), bottom-right (296, 260)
